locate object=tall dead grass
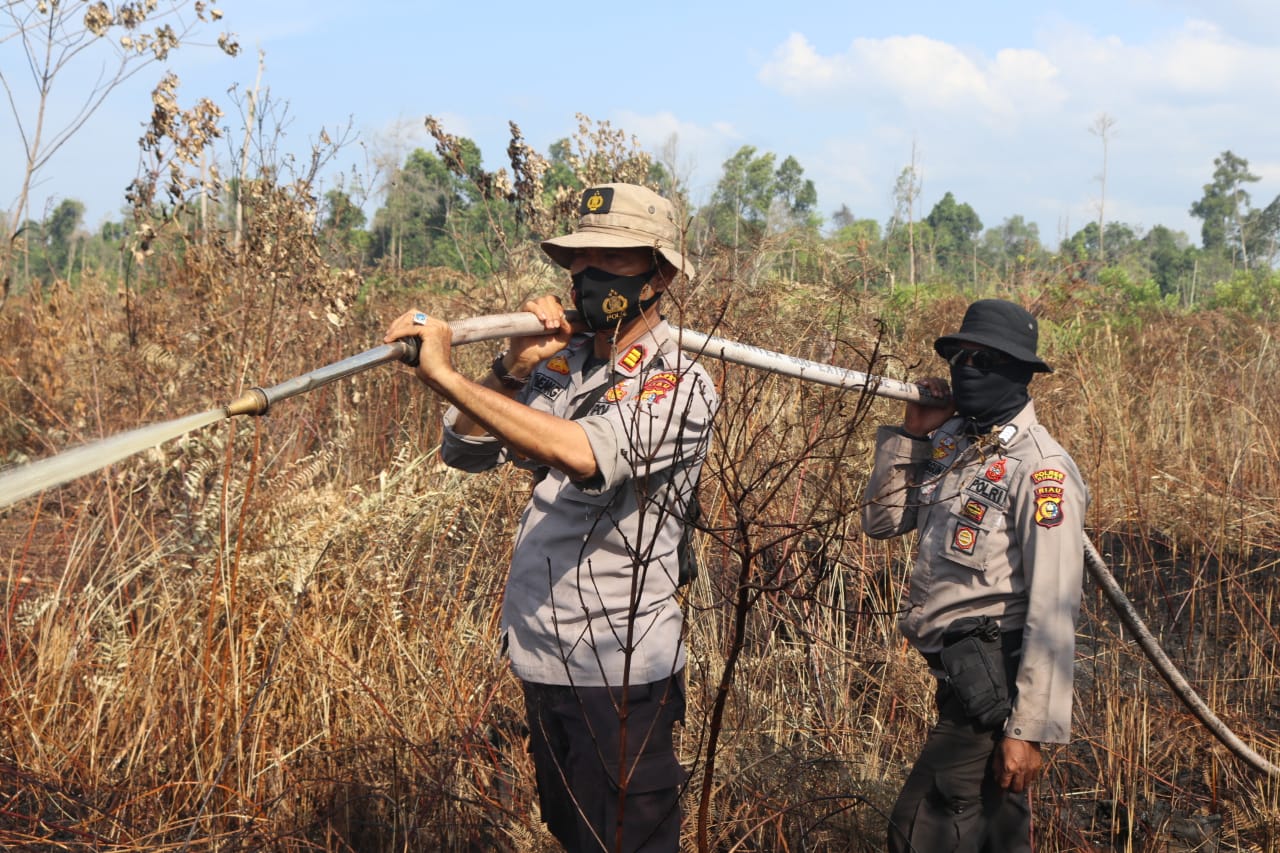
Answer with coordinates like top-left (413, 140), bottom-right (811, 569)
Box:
top-left (1, 243), bottom-right (1278, 851)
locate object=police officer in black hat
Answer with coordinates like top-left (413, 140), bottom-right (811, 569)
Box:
top-left (862, 299), bottom-right (1088, 852)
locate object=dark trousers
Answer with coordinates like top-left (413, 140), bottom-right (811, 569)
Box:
top-left (887, 679), bottom-right (1032, 853)
top-left (522, 673), bottom-right (687, 853)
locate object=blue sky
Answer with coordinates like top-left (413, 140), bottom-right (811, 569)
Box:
top-left (6, 0), bottom-right (1279, 248)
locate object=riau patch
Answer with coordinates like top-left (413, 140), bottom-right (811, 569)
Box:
top-left (961, 499), bottom-right (988, 523)
top-left (1031, 468), bottom-right (1066, 485)
top-left (546, 355), bottom-right (570, 375)
top-left (933, 436), bottom-right (957, 460)
top-left (1034, 484), bottom-right (1065, 528)
top-left (581, 187), bottom-right (614, 214)
top-left (952, 525), bottom-right (978, 555)
top-left (966, 478), bottom-right (1009, 507)
top-left (984, 458), bottom-right (1007, 482)
top-left (603, 381), bottom-right (629, 403)
top-left (617, 345), bottom-right (646, 371)
top-left (639, 371), bottom-right (679, 406)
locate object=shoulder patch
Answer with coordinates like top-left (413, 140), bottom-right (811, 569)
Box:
top-left (546, 355), bottom-right (570, 375)
top-left (1034, 482), bottom-right (1066, 528)
top-left (639, 371), bottom-right (679, 406)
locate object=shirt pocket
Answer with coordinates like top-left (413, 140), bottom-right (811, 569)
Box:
top-left (940, 499), bottom-right (999, 573)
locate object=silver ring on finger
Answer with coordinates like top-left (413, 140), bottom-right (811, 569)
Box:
top-left (412, 311), bottom-right (428, 326)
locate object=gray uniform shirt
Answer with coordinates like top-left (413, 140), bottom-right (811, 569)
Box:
top-left (861, 401), bottom-right (1087, 743)
top-left (442, 320), bottom-right (718, 688)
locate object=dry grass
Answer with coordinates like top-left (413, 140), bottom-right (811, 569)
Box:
top-left (1, 240), bottom-right (1278, 852)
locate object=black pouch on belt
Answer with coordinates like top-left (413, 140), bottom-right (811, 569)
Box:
top-left (939, 616), bottom-right (1012, 728)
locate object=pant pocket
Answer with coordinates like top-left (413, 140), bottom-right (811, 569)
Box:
top-left (912, 770), bottom-right (982, 853)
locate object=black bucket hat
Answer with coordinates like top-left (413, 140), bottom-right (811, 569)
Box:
top-left (934, 299), bottom-right (1053, 373)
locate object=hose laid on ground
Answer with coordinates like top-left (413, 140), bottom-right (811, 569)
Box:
top-left (1083, 537), bottom-right (1280, 776)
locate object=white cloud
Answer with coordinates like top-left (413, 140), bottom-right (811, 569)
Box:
top-left (752, 18), bottom-right (1280, 239)
top-left (758, 33), bottom-right (1066, 122)
top-left (1041, 18), bottom-right (1279, 99)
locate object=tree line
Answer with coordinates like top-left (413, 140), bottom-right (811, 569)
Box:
top-left (7, 136), bottom-right (1280, 317)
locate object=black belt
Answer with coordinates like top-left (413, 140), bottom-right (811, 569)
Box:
top-left (922, 628), bottom-right (1023, 670)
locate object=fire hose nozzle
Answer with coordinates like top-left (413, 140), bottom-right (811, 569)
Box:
top-left (225, 388), bottom-right (270, 418)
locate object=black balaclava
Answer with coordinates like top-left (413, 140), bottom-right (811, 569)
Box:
top-left (571, 264), bottom-right (660, 332)
top-left (950, 360), bottom-right (1035, 433)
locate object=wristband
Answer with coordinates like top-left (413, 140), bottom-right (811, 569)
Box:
top-left (491, 351), bottom-right (529, 391)
top-left (901, 428), bottom-right (929, 441)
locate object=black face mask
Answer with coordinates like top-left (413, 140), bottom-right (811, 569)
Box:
top-left (571, 265), bottom-right (659, 332)
top-left (950, 362), bottom-right (1033, 432)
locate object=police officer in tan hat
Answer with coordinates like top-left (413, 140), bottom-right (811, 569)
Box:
top-left (386, 183), bottom-right (717, 852)
top-left (861, 299), bottom-right (1088, 853)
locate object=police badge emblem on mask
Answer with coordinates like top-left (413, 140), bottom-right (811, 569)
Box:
top-left (571, 265), bottom-right (660, 331)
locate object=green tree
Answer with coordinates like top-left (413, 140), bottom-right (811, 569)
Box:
top-left (978, 215), bottom-right (1045, 285)
top-left (707, 146), bottom-right (777, 247)
top-left (1241, 195), bottom-right (1280, 268)
top-left (44, 198), bottom-right (85, 278)
top-left (369, 146), bottom-right (474, 272)
top-left (319, 189), bottom-right (369, 269)
top-left (1189, 150), bottom-right (1259, 262)
top-left (544, 139), bottom-right (580, 198)
top-left (829, 206), bottom-right (882, 247)
top-left (924, 192), bottom-right (982, 280)
top-left (706, 146), bottom-right (820, 247)
top-left (773, 155), bottom-right (819, 229)
top-left (1062, 221), bottom-right (1137, 266)
top-left (1139, 225), bottom-right (1197, 300)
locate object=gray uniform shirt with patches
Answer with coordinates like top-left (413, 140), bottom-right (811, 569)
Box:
top-left (442, 320), bottom-right (718, 687)
top-left (861, 400), bottom-right (1087, 743)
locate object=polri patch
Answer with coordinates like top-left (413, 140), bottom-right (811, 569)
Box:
top-left (966, 478), bottom-right (1009, 507)
top-left (952, 525), bottom-right (978, 555)
top-left (933, 436), bottom-right (957, 460)
top-left (984, 458), bottom-right (1007, 482)
top-left (617, 345), bottom-right (646, 371)
top-left (581, 187), bottom-right (614, 214)
top-left (1031, 468), bottom-right (1065, 485)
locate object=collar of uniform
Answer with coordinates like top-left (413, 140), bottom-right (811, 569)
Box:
top-left (942, 399), bottom-right (1039, 446)
top-left (607, 319), bottom-right (674, 378)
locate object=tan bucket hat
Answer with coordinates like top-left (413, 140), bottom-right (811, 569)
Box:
top-left (541, 183), bottom-right (695, 279)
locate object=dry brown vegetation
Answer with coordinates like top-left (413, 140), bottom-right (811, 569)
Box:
top-left (1, 202), bottom-right (1279, 853)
